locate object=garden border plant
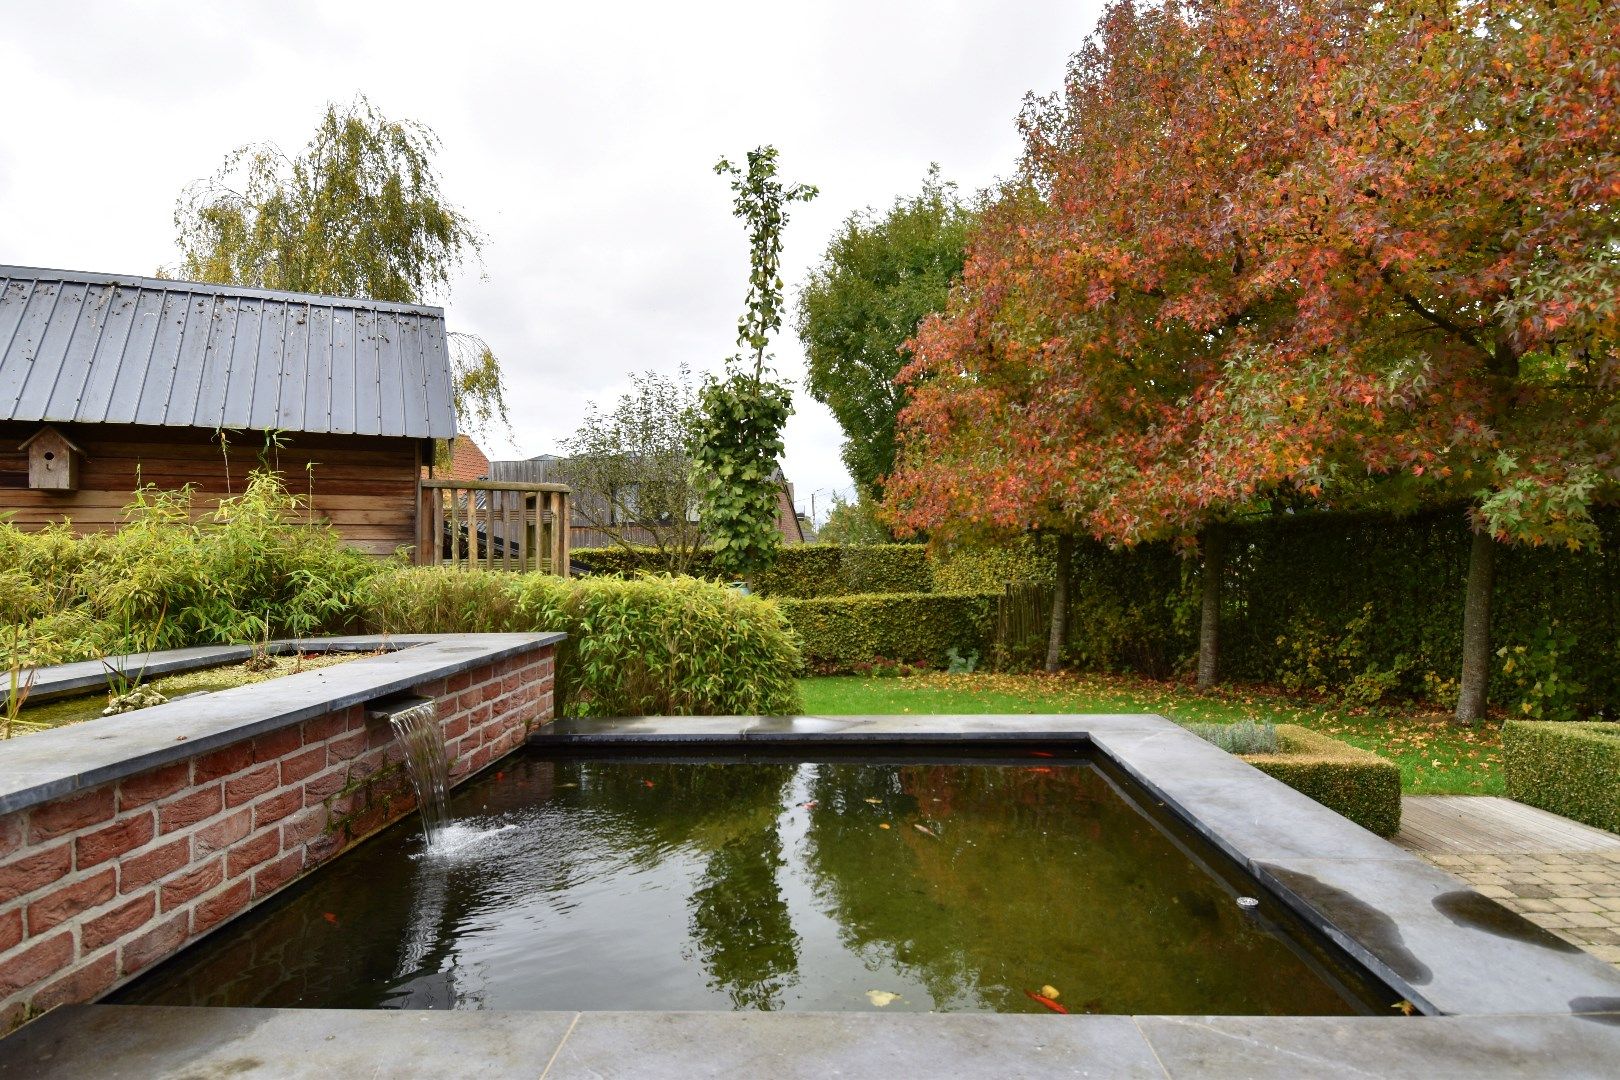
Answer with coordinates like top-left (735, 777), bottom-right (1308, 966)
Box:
top-left (1503, 720), bottom-right (1620, 834)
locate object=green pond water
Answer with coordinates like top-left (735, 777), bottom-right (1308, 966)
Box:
top-left (113, 748), bottom-right (1388, 1015)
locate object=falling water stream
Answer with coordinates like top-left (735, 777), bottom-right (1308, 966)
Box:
top-left (386, 700), bottom-right (450, 850)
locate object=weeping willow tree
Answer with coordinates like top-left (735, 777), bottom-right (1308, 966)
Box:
top-left (172, 93), bottom-right (509, 440)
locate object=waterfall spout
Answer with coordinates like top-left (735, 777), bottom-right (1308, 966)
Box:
top-left (374, 697), bottom-right (451, 849)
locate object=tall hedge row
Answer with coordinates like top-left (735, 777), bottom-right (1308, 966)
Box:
top-left (778, 592), bottom-right (996, 673)
top-left (573, 543), bottom-right (931, 599)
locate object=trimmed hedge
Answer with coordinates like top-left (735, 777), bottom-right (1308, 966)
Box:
top-left (358, 567), bottom-right (803, 718)
top-left (1241, 724), bottom-right (1403, 836)
top-left (574, 543), bottom-right (932, 599)
top-left (752, 544), bottom-right (931, 598)
top-left (779, 592), bottom-right (996, 673)
top-left (1504, 720), bottom-right (1620, 834)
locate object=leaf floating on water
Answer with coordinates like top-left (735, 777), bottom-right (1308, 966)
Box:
top-left (865, 990), bottom-right (901, 1007)
top-left (878, 823), bottom-right (891, 830)
top-left (322, 912), bottom-right (340, 927)
top-left (1040, 984), bottom-right (1061, 1000)
top-left (864, 798), bottom-right (882, 804)
top-left (912, 823), bottom-right (937, 837)
top-left (642, 780), bottom-right (656, 788)
top-left (1393, 999), bottom-right (1416, 1016)
top-left (1023, 989), bottom-right (1068, 1014)
top-left (555, 782), bottom-right (578, 788)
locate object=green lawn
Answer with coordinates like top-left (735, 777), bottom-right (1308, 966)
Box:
top-left (799, 672), bottom-right (1503, 796)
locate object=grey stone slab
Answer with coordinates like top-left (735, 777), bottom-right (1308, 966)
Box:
top-left (1088, 723), bottom-right (1403, 864)
top-left (1137, 1013), bottom-right (1620, 1079)
top-left (0, 1005), bottom-right (577, 1079)
top-left (0, 632), bottom-right (565, 814)
top-left (543, 1011), bottom-right (1165, 1079)
top-left (1252, 856), bottom-right (1620, 1015)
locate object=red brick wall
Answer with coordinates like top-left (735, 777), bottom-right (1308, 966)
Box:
top-left (0, 646), bottom-right (554, 1029)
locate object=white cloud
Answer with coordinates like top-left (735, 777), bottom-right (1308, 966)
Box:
top-left (0, 0), bottom-right (1103, 522)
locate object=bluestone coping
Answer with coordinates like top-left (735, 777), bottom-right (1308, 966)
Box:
top-left (5, 1006), bottom-right (1619, 1079)
top-left (0, 633), bottom-right (564, 815)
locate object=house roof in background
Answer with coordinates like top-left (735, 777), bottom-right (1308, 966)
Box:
top-left (0, 266), bottom-right (457, 440)
top-left (440, 434), bottom-right (491, 481)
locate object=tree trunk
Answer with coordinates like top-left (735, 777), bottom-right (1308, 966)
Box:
top-left (1045, 532), bottom-right (1074, 673)
top-left (1455, 524), bottom-right (1496, 726)
top-left (1196, 524), bottom-right (1224, 691)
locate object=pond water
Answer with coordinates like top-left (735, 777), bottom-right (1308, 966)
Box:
top-left (113, 746), bottom-right (1394, 1015)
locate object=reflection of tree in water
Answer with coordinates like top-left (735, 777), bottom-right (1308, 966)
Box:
top-left (800, 762), bottom-right (1351, 1015)
top-left (576, 759), bottom-right (802, 1009)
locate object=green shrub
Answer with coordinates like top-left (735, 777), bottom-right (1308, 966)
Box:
top-left (929, 535), bottom-right (1056, 592)
top-left (573, 542), bottom-right (932, 598)
top-left (778, 591), bottom-right (996, 673)
top-left (359, 567), bottom-right (804, 718)
top-left (1184, 719), bottom-right (1279, 754)
top-left (572, 547), bottom-right (723, 580)
top-left (1241, 725), bottom-right (1403, 836)
top-left (0, 471), bottom-right (375, 666)
top-left (1504, 720), bottom-right (1620, 834)
top-left (752, 544), bottom-right (930, 598)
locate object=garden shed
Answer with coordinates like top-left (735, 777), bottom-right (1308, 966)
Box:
top-left (0, 265), bottom-right (456, 556)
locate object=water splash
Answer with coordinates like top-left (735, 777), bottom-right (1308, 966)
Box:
top-left (388, 701), bottom-right (451, 850)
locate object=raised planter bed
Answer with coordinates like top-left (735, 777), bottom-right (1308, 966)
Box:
top-left (1242, 723), bottom-right (1403, 837)
top-left (0, 632), bottom-right (561, 1029)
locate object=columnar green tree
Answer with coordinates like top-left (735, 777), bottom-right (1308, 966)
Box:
top-left (795, 168), bottom-right (976, 507)
top-left (173, 93), bottom-right (509, 437)
top-left (692, 146), bottom-right (817, 579)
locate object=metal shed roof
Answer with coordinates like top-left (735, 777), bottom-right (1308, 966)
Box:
top-left (0, 266), bottom-right (457, 440)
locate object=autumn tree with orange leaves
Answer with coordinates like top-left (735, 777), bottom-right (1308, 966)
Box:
top-left (887, 0), bottom-right (1619, 717)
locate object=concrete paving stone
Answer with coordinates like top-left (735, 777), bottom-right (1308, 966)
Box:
top-left (1472, 885), bottom-right (1513, 899)
top-left (1561, 912), bottom-right (1613, 930)
top-left (1555, 898), bottom-right (1604, 913)
top-left (0, 1005), bottom-right (576, 1079)
top-left (1251, 855), bottom-right (1620, 1015)
top-left (1514, 899), bottom-right (1561, 914)
top-left (541, 1011), bottom-right (1166, 1079)
top-left (1136, 1013), bottom-right (1620, 1079)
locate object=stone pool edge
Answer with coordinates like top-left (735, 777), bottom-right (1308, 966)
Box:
top-left (536, 714), bottom-right (1620, 1020)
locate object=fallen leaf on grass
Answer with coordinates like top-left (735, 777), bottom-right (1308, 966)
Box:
top-left (866, 990), bottom-right (901, 1007)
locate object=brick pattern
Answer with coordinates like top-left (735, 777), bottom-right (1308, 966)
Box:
top-left (1418, 850), bottom-right (1620, 970)
top-left (0, 646), bottom-right (555, 1029)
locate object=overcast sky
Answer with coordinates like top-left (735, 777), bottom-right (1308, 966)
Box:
top-left (0, 0), bottom-right (1104, 522)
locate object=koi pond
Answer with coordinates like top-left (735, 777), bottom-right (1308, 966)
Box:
top-left (112, 745), bottom-right (1398, 1016)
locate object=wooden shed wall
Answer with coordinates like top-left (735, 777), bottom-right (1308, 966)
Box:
top-left (0, 423), bottom-right (422, 557)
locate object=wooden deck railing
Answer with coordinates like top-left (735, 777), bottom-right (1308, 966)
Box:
top-left (418, 480), bottom-right (572, 575)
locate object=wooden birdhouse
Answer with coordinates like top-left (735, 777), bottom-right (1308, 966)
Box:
top-left (19, 426), bottom-right (83, 492)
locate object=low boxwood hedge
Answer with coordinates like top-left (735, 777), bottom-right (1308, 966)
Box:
top-left (1240, 724), bottom-right (1403, 836)
top-left (1504, 720), bottom-right (1620, 834)
top-left (778, 591), bottom-right (997, 673)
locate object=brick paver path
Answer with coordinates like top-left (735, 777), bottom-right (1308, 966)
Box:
top-left (1394, 796), bottom-right (1620, 970)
